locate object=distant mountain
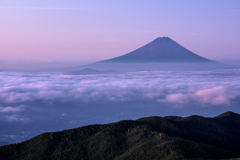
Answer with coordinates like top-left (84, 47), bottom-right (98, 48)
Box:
top-left (1, 111), bottom-right (240, 160)
top-left (68, 68), bottom-right (120, 75)
top-left (100, 37), bottom-right (213, 63)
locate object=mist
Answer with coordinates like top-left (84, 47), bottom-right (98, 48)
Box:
top-left (1, 65), bottom-right (240, 143)
top-left (0, 60), bottom-right (94, 72)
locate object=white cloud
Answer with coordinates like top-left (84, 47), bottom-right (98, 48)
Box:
top-left (0, 105), bottom-right (25, 113)
top-left (193, 86), bottom-right (234, 106)
top-left (165, 93), bottom-right (189, 104)
top-left (3, 115), bottom-right (29, 122)
top-left (0, 70), bottom-right (239, 106)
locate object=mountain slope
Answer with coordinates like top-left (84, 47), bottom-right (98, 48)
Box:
top-left (0, 141), bottom-right (8, 147)
top-left (101, 37), bottom-right (213, 63)
top-left (1, 111), bottom-right (240, 160)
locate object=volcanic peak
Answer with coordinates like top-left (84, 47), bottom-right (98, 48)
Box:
top-left (100, 37), bottom-right (213, 63)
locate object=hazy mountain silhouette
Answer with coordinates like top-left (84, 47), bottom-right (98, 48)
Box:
top-left (1, 111), bottom-right (240, 160)
top-left (68, 68), bottom-right (120, 75)
top-left (100, 37), bottom-right (213, 63)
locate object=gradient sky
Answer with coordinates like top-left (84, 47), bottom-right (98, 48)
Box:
top-left (0, 0), bottom-right (240, 62)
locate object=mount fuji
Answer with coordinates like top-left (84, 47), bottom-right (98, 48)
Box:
top-left (100, 37), bottom-right (213, 63)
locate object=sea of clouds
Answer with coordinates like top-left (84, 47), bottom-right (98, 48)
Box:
top-left (1, 69), bottom-right (240, 143)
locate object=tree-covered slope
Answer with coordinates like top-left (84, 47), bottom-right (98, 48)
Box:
top-left (1, 111), bottom-right (240, 160)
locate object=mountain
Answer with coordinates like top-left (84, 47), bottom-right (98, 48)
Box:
top-left (0, 141), bottom-right (8, 147)
top-left (100, 37), bottom-right (213, 63)
top-left (1, 111), bottom-right (240, 160)
top-left (68, 68), bottom-right (120, 75)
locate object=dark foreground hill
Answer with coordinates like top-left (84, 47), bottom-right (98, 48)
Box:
top-left (0, 141), bottom-right (8, 147)
top-left (1, 111), bottom-right (240, 160)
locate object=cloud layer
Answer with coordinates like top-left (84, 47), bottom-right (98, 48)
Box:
top-left (1, 69), bottom-right (240, 143)
top-left (0, 70), bottom-right (239, 106)
top-left (0, 69), bottom-right (239, 124)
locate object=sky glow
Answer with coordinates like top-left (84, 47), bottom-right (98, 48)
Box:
top-left (0, 0), bottom-right (240, 61)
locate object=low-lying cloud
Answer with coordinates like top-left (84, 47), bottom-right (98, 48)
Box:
top-left (160, 86), bottom-right (236, 106)
top-left (194, 86), bottom-right (233, 106)
top-left (0, 70), bottom-right (240, 104)
top-left (0, 69), bottom-right (240, 123)
top-left (164, 93), bottom-right (188, 104)
top-left (0, 105), bottom-right (25, 113)
top-left (1, 69), bottom-right (240, 143)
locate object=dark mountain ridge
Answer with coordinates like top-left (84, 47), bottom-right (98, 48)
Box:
top-left (100, 37), bottom-right (213, 63)
top-left (1, 111), bottom-right (240, 160)
top-left (0, 141), bottom-right (8, 147)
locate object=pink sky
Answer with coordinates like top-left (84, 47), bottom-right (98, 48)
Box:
top-left (0, 0), bottom-right (240, 62)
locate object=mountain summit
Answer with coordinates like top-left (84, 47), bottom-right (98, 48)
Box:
top-left (100, 37), bottom-right (213, 63)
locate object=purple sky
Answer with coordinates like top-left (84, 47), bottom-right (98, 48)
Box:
top-left (0, 0), bottom-right (240, 62)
